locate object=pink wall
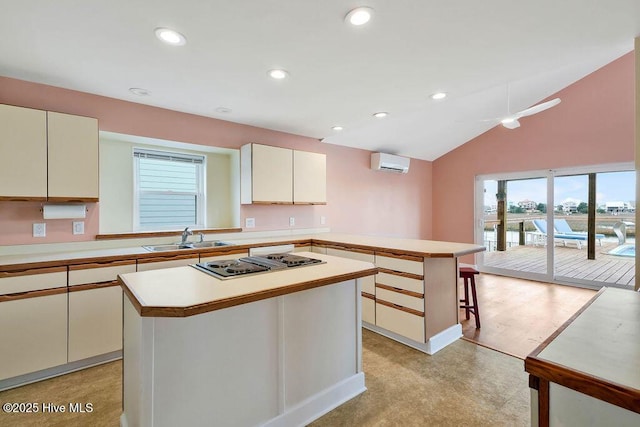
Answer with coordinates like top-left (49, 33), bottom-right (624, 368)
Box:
top-left (0, 77), bottom-right (432, 245)
top-left (432, 52), bottom-right (635, 260)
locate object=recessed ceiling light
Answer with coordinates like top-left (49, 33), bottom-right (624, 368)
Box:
top-left (373, 112), bottom-right (388, 118)
top-left (431, 92), bottom-right (447, 100)
top-left (268, 69), bottom-right (289, 79)
top-left (332, 126), bottom-right (343, 131)
top-left (154, 27), bottom-right (187, 46)
top-left (345, 7), bottom-right (374, 26)
top-left (129, 87), bottom-right (151, 96)
top-left (215, 107), bottom-right (232, 113)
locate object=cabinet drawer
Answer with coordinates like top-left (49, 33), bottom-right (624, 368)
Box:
top-left (376, 287), bottom-right (424, 313)
top-left (376, 302), bottom-right (425, 343)
top-left (326, 248), bottom-right (375, 263)
top-left (69, 262), bottom-right (136, 286)
top-left (362, 296), bottom-right (375, 324)
top-left (376, 272), bottom-right (423, 294)
top-left (137, 257), bottom-right (199, 271)
top-left (375, 254), bottom-right (423, 275)
top-left (0, 268), bottom-right (66, 295)
top-left (359, 275), bottom-right (375, 295)
top-left (0, 293), bottom-right (68, 380)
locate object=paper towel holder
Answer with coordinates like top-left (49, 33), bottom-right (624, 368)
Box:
top-left (41, 203), bottom-right (87, 219)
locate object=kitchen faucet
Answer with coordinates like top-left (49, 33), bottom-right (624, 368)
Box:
top-left (181, 227), bottom-right (193, 245)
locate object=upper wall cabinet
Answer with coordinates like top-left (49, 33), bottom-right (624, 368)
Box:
top-left (47, 112), bottom-right (99, 202)
top-left (293, 150), bottom-right (326, 204)
top-left (0, 104), bottom-right (48, 200)
top-left (241, 143), bottom-right (327, 205)
top-left (0, 104), bottom-right (99, 202)
top-left (241, 143), bottom-right (293, 204)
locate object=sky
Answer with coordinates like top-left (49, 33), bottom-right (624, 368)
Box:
top-left (483, 170), bottom-right (635, 207)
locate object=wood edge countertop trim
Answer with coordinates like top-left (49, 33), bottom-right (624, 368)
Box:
top-left (321, 243), bottom-right (375, 256)
top-left (136, 253), bottom-right (200, 264)
top-left (375, 283), bottom-right (424, 299)
top-left (377, 267), bottom-right (424, 281)
top-left (96, 228), bottom-right (243, 240)
top-left (46, 197), bottom-right (99, 203)
top-left (376, 298), bottom-right (425, 317)
top-left (311, 240), bottom-right (443, 259)
top-left (525, 356), bottom-right (640, 415)
top-left (0, 286), bottom-right (68, 302)
top-left (0, 265), bottom-right (67, 278)
top-left (68, 280), bottom-right (120, 292)
top-left (377, 250), bottom-right (444, 260)
top-left (120, 267), bottom-right (380, 318)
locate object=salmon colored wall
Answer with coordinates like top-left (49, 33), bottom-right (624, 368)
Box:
top-left (0, 77), bottom-right (432, 245)
top-left (432, 52), bottom-right (635, 261)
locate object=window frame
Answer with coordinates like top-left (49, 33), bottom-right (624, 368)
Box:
top-left (132, 147), bottom-right (206, 231)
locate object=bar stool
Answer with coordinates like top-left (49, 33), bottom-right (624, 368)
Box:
top-left (459, 267), bottom-right (481, 328)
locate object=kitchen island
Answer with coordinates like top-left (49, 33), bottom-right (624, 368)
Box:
top-left (118, 252), bottom-right (377, 427)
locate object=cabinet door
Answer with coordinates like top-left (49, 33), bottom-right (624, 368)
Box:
top-left (251, 144), bottom-right (293, 203)
top-left (0, 292), bottom-right (68, 380)
top-left (293, 150), bottom-right (326, 204)
top-left (68, 285), bottom-right (123, 362)
top-left (0, 104), bottom-right (47, 200)
top-left (47, 111), bottom-right (99, 201)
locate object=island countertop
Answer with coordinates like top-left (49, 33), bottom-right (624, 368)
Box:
top-left (119, 252), bottom-right (378, 317)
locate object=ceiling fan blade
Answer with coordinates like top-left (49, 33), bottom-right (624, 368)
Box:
top-left (515, 98), bottom-right (561, 118)
top-left (502, 118), bottom-right (520, 129)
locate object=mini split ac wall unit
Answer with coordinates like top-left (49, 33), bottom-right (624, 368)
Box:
top-left (371, 152), bottom-right (410, 174)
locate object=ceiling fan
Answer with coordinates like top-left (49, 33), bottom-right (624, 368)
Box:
top-left (498, 97), bottom-right (561, 129)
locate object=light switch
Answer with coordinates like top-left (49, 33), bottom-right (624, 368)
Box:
top-left (73, 221), bottom-right (85, 235)
top-left (289, 217), bottom-right (295, 227)
top-left (245, 218), bottom-right (255, 228)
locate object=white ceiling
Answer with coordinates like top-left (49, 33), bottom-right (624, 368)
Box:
top-left (1, 1), bottom-right (639, 160)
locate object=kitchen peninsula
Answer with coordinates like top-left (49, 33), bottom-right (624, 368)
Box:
top-left (118, 252), bottom-right (378, 427)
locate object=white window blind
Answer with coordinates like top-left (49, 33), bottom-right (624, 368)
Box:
top-left (133, 149), bottom-right (205, 230)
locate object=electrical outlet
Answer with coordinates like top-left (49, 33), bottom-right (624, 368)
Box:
top-left (245, 217), bottom-right (255, 228)
top-left (33, 223), bottom-right (46, 238)
top-left (73, 221), bottom-right (85, 235)
top-left (289, 217), bottom-right (295, 227)
top-left (320, 216), bottom-right (326, 225)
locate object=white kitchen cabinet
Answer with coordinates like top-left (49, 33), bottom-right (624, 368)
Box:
top-left (0, 267), bottom-right (68, 381)
top-left (375, 302), bottom-right (425, 343)
top-left (362, 294), bottom-right (375, 324)
top-left (68, 260), bottom-right (136, 362)
top-left (293, 150), bottom-right (326, 204)
top-left (0, 104), bottom-right (98, 202)
top-left (326, 247), bottom-right (375, 294)
top-left (47, 111), bottom-right (99, 201)
top-left (0, 104), bottom-right (48, 200)
top-left (241, 143), bottom-right (293, 204)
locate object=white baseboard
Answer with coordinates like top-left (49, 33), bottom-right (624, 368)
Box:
top-left (362, 322), bottom-right (461, 355)
top-left (263, 373), bottom-right (366, 427)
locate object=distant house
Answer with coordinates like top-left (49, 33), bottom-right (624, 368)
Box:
top-left (605, 201), bottom-right (634, 214)
top-left (518, 199), bottom-right (537, 211)
top-left (562, 201), bottom-right (578, 214)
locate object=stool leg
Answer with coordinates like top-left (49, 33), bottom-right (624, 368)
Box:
top-left (463, 277), bottom-right (470, 320)
top-left (470, 276), bottom-right (480, 329)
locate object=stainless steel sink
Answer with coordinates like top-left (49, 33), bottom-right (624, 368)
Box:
top-left (142, 241), bottom-right (232, 252)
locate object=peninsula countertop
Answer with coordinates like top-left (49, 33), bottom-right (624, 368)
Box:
top-left (118, 252), bottom-right (378, 317)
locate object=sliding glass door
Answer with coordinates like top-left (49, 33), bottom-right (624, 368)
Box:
top-left (476, 164), bottom-right (635, 289)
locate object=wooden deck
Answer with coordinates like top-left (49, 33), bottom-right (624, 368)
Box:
top-left (482, 241), bottom-right (635, 288)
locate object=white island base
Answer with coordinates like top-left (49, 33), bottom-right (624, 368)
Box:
top-left (121, 278), bottom-right (364, 427)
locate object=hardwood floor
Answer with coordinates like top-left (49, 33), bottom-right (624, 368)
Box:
top-left (459, 273), bottom-right (597, 359)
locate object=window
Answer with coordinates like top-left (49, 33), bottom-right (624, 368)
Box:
top-left (133, 148), bottom-right (205, 230)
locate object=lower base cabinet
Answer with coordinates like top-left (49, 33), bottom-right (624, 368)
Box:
top-left (362, 295), bottom-right (375, 324)
top-left (68, 285), bottom-right (123, 362)
top-left (0, 293), bottom-right (68, 380)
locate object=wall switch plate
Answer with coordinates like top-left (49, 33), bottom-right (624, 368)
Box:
top-left (289, 217), bottom-right (295, 227)
top-left (320, 216), bottom-right (326, 225)
top-left (33, 223), bottom-right (46, 238)
top-left (73, 221), bottom-right (85, 235)
top-left (245, 218), bottom-right (255, 228)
